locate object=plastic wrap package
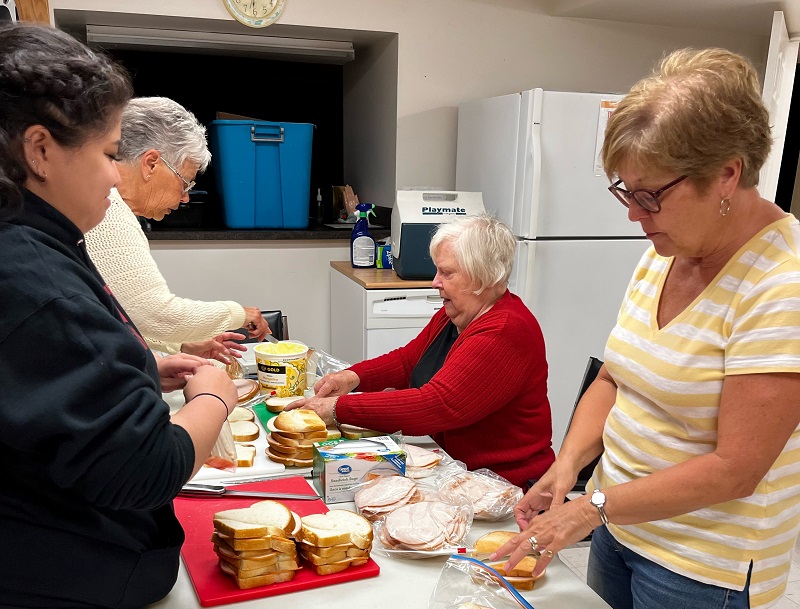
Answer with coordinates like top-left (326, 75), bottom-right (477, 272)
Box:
top-left (307, 347), bottom-right (351, 379)
top-left (371, 491), bottom-right (474, 559)
top-left (429, 555), bottom-right (535, 609)
top-left (439, 469), bottom-right (523, 521)
top-left (204, 419), bottom-right (237, 472)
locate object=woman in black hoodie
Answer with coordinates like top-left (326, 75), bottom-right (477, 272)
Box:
top-left (0, 22), bottom-right (237, 608)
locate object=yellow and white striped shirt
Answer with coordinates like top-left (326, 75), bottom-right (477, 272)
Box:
top-left (596, 215), bottom-right (800, 608)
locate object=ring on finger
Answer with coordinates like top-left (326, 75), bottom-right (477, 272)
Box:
top-left (543, 549), bottom-right (554, 559)
top-left (528, 535), bottom-right (539, 551)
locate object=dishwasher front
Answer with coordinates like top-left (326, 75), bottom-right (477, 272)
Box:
top-left (330, 267), bottom-right (442, 365)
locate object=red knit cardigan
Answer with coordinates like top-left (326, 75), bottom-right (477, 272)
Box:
top-left (339, 291), bottom-right (555, 487)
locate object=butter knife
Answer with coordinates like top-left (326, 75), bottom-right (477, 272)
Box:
top-left (180, 482), bottom-right (319, 500)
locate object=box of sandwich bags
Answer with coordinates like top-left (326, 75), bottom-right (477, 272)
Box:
top-left (313, 436), bottom-right (406, 503)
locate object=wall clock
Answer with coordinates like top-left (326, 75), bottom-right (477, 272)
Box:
top-left (222, 0), bottom-right (285, 28)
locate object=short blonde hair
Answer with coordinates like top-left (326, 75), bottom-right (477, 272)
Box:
top-left (429, 213), bottom-right (516, 294)
top-left (602, 48), bottom-right (771, 189)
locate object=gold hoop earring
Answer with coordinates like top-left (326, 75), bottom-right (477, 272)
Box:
top-left (720, 198), bottom-right (731, 217)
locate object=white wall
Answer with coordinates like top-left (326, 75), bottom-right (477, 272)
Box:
top-left (52, 0), bottom-right (769, 192)
top-left (150, 241), bottom-right (349, 352)
top-left (52, 0), bottom-right (772, 356)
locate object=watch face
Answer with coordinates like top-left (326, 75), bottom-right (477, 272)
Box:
top-left (222, 0), bottom-right (285, 28)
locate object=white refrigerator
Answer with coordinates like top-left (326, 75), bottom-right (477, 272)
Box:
top-left (456, 88), bottom-right (650, 451)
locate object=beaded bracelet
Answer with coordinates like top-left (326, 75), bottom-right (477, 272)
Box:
top-left (331, 396), bottom-right (341, 428)
top-left (194, 392), bottom-right (229, 421)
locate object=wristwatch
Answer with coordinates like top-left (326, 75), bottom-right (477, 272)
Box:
top-left (590, 489), bottom-right (610, 525)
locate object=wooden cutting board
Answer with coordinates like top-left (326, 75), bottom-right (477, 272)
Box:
top-left (174, 476), bottom-right (380, 607)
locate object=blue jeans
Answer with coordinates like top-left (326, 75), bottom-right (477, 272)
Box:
top-left (587, 525), bottom-right (751, 609)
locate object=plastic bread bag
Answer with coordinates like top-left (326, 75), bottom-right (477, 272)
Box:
top-left (307, 347), bottom-right (351, 378)
top-left (203, 419), bottom-right (237, 472)
top-left (429, 555), bottom-right (535, 609)
top-left (438, 469), bottom-right (524, 521)
top-left (372, 492), bottom-right (474, 559)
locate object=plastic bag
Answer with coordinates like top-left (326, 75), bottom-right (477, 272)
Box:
top-left (307, 347), bottom-right (351, 379)
top-left (429, 555), bottom-right (535, 609)
top-left (203, 419), bottom-right (237, 472)
top-left (372, 492), bottom-right (474, 559)
top-left (438, 469), bottom-right (523, 521)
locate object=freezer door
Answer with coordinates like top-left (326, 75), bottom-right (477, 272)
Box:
top-left (511, 238), bottom-right (650, 451)
top-left (531, 91), bottom-right (640, 238)
top-left (456, 91), bottom-right (522, 230)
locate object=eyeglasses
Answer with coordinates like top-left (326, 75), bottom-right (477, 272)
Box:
top-left (160, 157), bottom-right (195, 194)
top-left (608, 175), bottom-right (688, 213)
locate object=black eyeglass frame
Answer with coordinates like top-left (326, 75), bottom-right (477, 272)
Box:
top-left (608, 175), bottom-right (688, 213)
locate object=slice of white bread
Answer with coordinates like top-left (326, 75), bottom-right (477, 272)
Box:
top-left (299, 510), bottom-right (373, 549)
top-left (485, 558), bottom-right (539, 578)
top-left (235, 444), bottom-right (256, 467)
top-left (308, 557), bottom-right (369, 576)
top-left (266, 449), bottom-right (313, 468)
top-left (339, 424), bottom-right (386, 440)
top-left (230, 420), bottom-right (260, 442)
top-left (473, 530), bottom-right (517, 555)
top-left (212, 531), bottom-right (296, 554)
top-left (326, 426), bottom-right (342, 440)
top-left (266, 436), bottom-right (314, 459)
top-left (218, 560), bottom-right (296, 589)
top-left (502, 575), bottom-right (537, 591)
top-left (216, 549), bottom-right (300, 573)
top-left (270, 430), bottom-right (326, 448)
top-left (213, 500), bottom-right (293, 539)
top-left (228, 406), bottom-right (255, 423)
top-left (265, 396), bottom-right (303, 413)
top-left (274, 409), bottom-right (326, 433)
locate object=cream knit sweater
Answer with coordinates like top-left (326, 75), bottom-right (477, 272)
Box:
top-left (85, 189), bottom-right (246, 354)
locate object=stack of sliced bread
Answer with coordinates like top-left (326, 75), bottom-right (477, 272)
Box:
top-left (225, 406), bottom-right (260, 467)
top-left (353, 475), bottom-right (420, 521)
top-left (296, 510), bottom-right (373, 575)
top-left (212, 500), bottom-right (302, 589)
top-left (473, 530), bottom-right (541, 591)
top-left (266, 409), bottom-right (327, 468)
top-left (228, 406), bottom-right (260, 444)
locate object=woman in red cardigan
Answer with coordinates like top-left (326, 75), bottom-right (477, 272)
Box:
top-left (288, 214), bottom-right (555, 486)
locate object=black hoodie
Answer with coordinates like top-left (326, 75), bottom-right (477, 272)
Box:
top-left (0, 190), bottom-right (195, 608)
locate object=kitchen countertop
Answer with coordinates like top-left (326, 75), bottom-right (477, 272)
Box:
top-left (145, 227), bottom-right (392, 241)
top-left (330, 260), bottom-right (434, 289)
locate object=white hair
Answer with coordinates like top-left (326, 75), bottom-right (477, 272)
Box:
top-left (429, 213), bottom-right (516, 294)
top-left (117, 97), bottom-right (211, 171)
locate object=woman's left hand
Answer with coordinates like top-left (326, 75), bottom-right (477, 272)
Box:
top-left (490, 495), bottom-right (598, 577)
top-left (157, 353), bottom-right (214, 392)
top-left (283, 396), bottom-right (337, 426)
top-left (181, 332), bottom-right (246, 364)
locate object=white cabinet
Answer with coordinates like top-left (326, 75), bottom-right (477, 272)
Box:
top-left (329, 263), bottom-right (441, 366)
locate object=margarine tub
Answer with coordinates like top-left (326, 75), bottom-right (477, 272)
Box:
top-left (254, 341), bottom-right (308, 397)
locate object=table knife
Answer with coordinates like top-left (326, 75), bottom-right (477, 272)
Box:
top-left (180, 482), bottom-right (319, 500)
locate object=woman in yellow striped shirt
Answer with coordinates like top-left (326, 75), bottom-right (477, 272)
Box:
top-left (492, 48), bottom-right (800, 609)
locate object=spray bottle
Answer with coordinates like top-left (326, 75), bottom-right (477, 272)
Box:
top-left (351, 202), bottom-right (376, 268)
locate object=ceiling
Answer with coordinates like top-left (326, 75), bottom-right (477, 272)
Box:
top-left (540, 0), bottom-right (800, 38)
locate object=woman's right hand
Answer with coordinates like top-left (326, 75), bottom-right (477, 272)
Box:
top-left (183, 365), bottom-right (237, 416)
top-left (314, 370), bottom-right (360, 398)
top-left (243, 307), bottom-right (271, 342)
top-left (514, 459), bottom-right (579, 530)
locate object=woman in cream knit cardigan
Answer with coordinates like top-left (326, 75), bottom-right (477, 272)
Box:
top-left (85, 97), bottom-right (270, 356)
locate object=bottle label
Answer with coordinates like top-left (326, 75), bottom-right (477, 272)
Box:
top-left (352, 236), bottom-right (375, 266)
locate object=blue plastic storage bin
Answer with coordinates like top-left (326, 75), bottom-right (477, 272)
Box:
top-left (208, 119), bottom-right (314, 229)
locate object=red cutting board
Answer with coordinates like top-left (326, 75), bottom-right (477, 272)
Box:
top-left (174, 476), bottom-right (380, 607)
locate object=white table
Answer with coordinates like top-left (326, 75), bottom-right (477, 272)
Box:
top-left (151, 435), bottom-right (609, 608)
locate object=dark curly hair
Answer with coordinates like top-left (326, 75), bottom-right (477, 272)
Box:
top-left (0, 22), bottom-right (133, 219)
